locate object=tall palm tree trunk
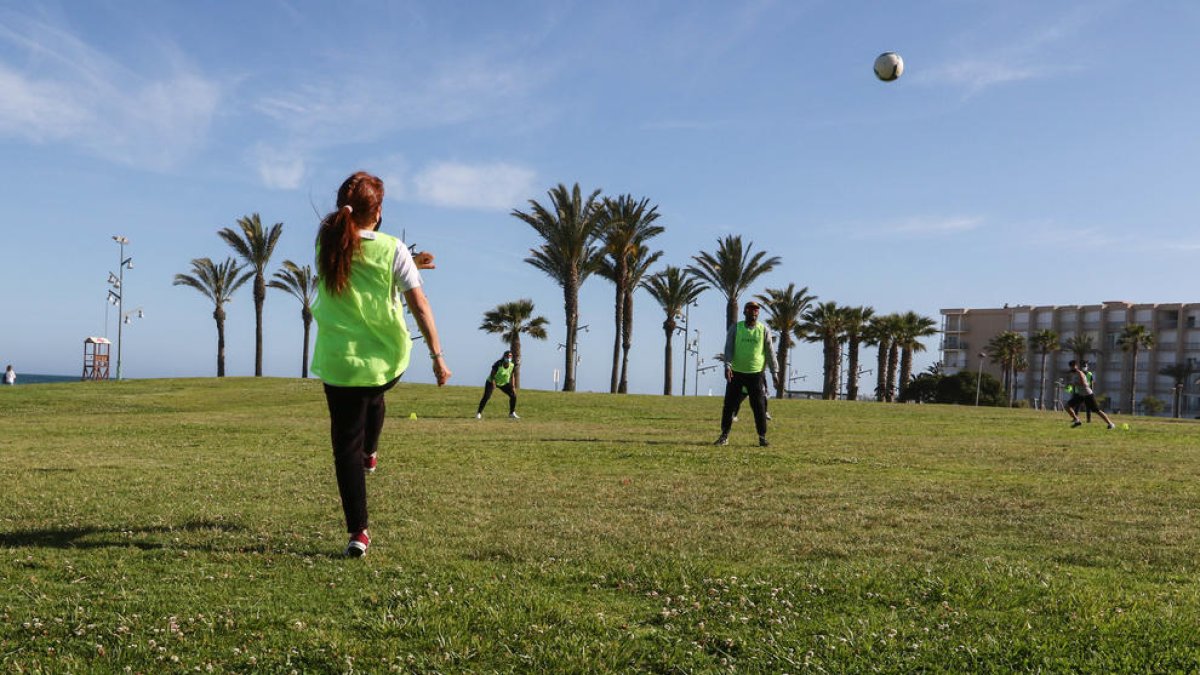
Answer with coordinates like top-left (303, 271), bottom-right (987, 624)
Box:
top-left (301, 311), bottom-right (312, 378)
top-left (885, 343), bottom-right (899, 402)
top-left (846, 338), bottom-right (862, 400)
top-left (618, 290), bottom-right (633, 393)
top-left (563, 277), bottom-right (579, 392)
top-left (875, 340), bottom-right (889, 401)
top-left (775, 341), bottom-right (789, 399)
top-left (610, 281), bottom-right (623, 393)
top-left (822, 338), bottom-right (839, 400)
top-left (254, 274), bottom-right (265, 376)
top-left (661, 319), bottom-right (675, 395)
top-left (1038, 351), bottom-right (1048, 410)
top-left (1127, 346), bottom-right (1139, 414)
top-left (898, 348), bottom-right (914, 401)
top-left (510, 335), bottom-right (523, 391)
top-left (214, 307), bottom-right (227, 378)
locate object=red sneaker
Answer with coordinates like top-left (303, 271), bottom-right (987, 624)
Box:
top-left (364, 453), bottom-right (377, 473)
top-left (344, 530), bottom-right (370, 557)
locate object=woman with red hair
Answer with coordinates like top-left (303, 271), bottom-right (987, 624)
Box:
top-left (312, 171), bottom-right (451, 557)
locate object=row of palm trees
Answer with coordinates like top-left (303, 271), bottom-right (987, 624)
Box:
top-left (174, 214), bottom-right (317, 377)
top-left (510, 182), bottom-right (940, 399)
top-left (985, 323), bottom-right (1189, 415)
top-left (177, 188), bottom-right (943, 398)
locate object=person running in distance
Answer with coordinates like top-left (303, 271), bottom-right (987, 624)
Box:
top-left (1081, 360), bottom-right (1096, 422)
top-left (311, 171), bottom-right (451, 558)
top-left (476, 350), bottom-right (519, 419)
top-left (1065, 359), bottom-right (1114, 430)
top-left (714, 301), bottom-right (778, 447)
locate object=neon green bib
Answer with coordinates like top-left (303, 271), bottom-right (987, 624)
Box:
top-left (492, 361), bottom-right (514, 386)
top-left (730, 321), bottom-right (765, 373)
top-left (311, 232), bottom-right (411, 387)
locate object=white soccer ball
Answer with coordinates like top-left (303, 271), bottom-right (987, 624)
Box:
top-left (874, 52), bottom-right (904, 82)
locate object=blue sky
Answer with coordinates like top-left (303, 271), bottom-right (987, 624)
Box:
top-left (2, 1), bottom-right (1198, 395)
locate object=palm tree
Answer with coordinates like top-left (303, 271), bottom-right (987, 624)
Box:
top-left (1158, 362), bottom-right (1195, 418)
top-left (841, 306), bottom-right (875, 401)
top-left (218, 213), bottom-right (284, 376)
top-left (986, 331), bottom-right (1027, 406)
top-left (800, 301), bottom-right (849, 400)
top-left (173, 257), bottom-right (251, 377)
top-left (597, 195), bottom-right (663, 393)
top-left (688, 235), bottom-right (781, 329)
top-left (1029, 329), bottom-right (1059, 410)
top-left (865, 313), bottom-right (902, 402)
top-left (641, 266), bottom-right (708, 395)
top-left (513, 183), bottom-right (605, 392)
top-left (479, 299), bottom-right (550, 391)
top-left (1063, 334), bottom-right (1096, 363)
top-left (618, 245), bottom-right (662, 394)
top-left (1118, 323), bottom-right (1155, 414)
top-left (755, 284), bottom-right (817, 399)
top-left (268, 260), bottom-right (318, 378)
top-left (896, 311), bottom-right (938, 402)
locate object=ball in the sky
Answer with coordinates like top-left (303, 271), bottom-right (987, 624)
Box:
top-left (873, 52), bottom-right (904, 82)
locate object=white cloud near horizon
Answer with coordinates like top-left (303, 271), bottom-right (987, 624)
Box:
top-left (412, 161), bottom-right (537, 211)
top-left (0, 14), bottom-right (222, 171)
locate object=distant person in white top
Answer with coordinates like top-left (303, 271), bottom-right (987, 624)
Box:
top-left (4, 365), bottom-right (14, 385)
top-left (1066, 360), bottom-right (1114, 429)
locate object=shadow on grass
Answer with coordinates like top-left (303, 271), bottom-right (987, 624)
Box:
top-left (0, 519), bottom-right (336, 558)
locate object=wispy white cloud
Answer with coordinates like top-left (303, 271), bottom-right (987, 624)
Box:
top-left (412, 161), bottom-right (537, 211)
top-left (0, 14), bottom-right (222, 170)
top-left (855, 215), bottom-right (983, 239)
top-left (250, 143), bottom-right (306, 190)
top-left (920, 5), bottom-right (1103, 95)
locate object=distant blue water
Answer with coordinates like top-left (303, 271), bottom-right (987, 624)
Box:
top-left (7, 373), bottom-right (79, 385)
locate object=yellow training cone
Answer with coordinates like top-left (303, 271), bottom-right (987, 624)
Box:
top-left (409, 412), bottom-right (418, 420)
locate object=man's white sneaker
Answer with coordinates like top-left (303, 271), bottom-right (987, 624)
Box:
top-left (475, 412), bottom-right (482, 419)
top-left (509, 412), bottom-right (520, 419)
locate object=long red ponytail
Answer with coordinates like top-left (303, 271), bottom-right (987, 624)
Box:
top-left (317, 171), bottom-right (385, 294)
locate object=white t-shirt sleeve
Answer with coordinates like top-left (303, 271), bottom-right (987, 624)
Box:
top-left (393, 240), bottom-right (423, 293)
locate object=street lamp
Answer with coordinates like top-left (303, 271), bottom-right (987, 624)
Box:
top-left (685, 327), bottom-right (703, 396)
top-left (678, 301), bottom-right (697, 396)
top-left (974, 351), bottom-right (987, 406)
top-left (110, 235), bottom-right (135, 380)
top-left (695, 354), bottom-right (720, 397)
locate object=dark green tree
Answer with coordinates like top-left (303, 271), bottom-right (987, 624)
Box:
top-left (268, 260), bottom-right (318, 378)
top-left (597, 195), bottom-right (663, 393)
top-left (219, 213), bottom-right (284, 376)
top-left (1118, 324), bottom-right (1155, 414)
top-left (755, 284), bottom-right (817, 399)
top-left (480, 299), bottom-right (550, 391)
top-left (688, 235), bottom-right (781, 329)
top-left (641, 266), bottom-right (708, 395)
top-left (173, 257), bottom-right (251, 377)
top-left (513, 183), bottom-right (605, 392)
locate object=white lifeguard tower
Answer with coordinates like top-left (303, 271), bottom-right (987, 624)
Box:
top-left (82, 337), bottom-right (112, 380)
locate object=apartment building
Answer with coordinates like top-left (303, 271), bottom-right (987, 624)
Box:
top-left (940, 302), bottom-right (1200, 416)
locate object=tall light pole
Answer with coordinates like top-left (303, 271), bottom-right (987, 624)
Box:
top-left (111, 236), bottom-right (133, 380)
top-left (688, 328), bottom-right (702, 396)
top-left (679, 301), bottom-right (696, 396)
top-left (974, 351), bottom-right (987, 406)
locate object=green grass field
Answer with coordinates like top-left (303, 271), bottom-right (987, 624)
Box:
top-left (2, 378), bottom-right (1199, 672)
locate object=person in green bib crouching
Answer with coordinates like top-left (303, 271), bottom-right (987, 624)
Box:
top-left (715, 301), bottom-right (778, 447)
top-left (312, 171), bottom-right (451, 558)
top-left (476, 350), bottom-right (519, 419)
